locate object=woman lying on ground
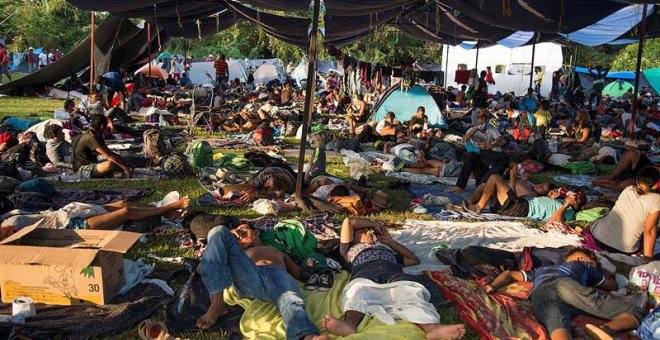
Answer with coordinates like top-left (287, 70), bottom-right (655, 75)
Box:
top-left (592, 148), bottom-right (657, 191)
top-left (585, 167), bottom-right (660, 259)
top-left (217, 164), bottom-right (298, 203)
top-left (1, 195), bottom-right (190, 231)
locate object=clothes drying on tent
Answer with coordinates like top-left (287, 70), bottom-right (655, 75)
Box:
top-left (371, 85), bottom-right (448, 129)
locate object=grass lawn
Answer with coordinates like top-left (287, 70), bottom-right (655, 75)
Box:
top-left (1, 96), bottom-right (594, 339)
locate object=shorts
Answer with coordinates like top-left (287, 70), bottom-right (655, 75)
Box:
top-left (489, 189), bottom-right (529, 217)
top-left (67, 217), bottom-right (88, 230)
top-left (0, 63), bottom-right (9, 75)
top-left (76, 163), bottom-right (97, 179)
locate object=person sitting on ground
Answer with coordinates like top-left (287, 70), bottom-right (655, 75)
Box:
top-left (345, 94), bottom-right (368, 137)
top-left (375, 111), bottom-right (398, 141)
top-left (455, 85), bottom-right (467, 105)
top-left (559, 111), bottom-right (593, 154)
top-left (586, 167), bottom-right (660, 258)
top-left (179, 72), bottom-right (192, 87)
top-left (280, 81), bottom-right (294, 105)
top-left (44, 124), bottom-right (73, 172)
top-left (458, 173), bottom-right (585, 221)
top-left (449, 110), bottom-right (508, 192)
top-left (322, 217), bottom-right (466, 339)
top-left (81, 90), bottom-right (106, 117)
top-left (407, 106), bottom-right (428, 135)
top-left (485, 247), bottom-right (643, 340)
top-left (72, 114), bottom-right (132, 179)
top-left (196, 224), bottom-right (329, 340)
top-left (1, 195), bottom-right (190, 231)
top-left (593, 148), bottom-right (657, 191)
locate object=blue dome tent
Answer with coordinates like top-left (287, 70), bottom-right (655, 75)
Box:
top-left (371, 85), bottom-right (447, 129)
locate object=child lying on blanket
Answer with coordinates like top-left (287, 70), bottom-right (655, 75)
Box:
top-left (452, 173), bottom-right (585, 221)
top-left (196, 225), bottom-right (329, 340)
top-left (484, 247), bottom-right (644, 340)
top-left (322, 217), bottom-right (466, 340)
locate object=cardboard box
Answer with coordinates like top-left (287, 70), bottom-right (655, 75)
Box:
top-left (0, 222), bottom-right (141, 305)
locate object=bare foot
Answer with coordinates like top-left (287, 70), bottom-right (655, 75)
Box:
top-left (322, 314), bottom-right (356, 336)
top-left (168, 196), bottom-right (190, 210)
top-left (303, 335), bottom-right (331, 340)
top-left (585, 324), bottom-right (614, 340)
top-left (448, 186), bottom-right (464, 193)
top-left (424, 324), bottom-right (466, 340)
top-left (196, 294), bottom-right (229, 330)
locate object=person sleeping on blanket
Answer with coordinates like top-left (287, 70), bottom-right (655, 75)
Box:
top-left (448, 164), bottom-right (556, 212)
top-left (195, 224), bottom-right (329, 340)
top-left (484, 247), bottom-right (644, 340)
top-left (386, 133), bottom-right (455, 177)
top-left (218, 164), bottom-right (298, 203)
top-left (322, 217), bottom-right (466, 340)
top-left (592, 148), bottom-right (658, 191)
top-left (1, 195), bottom-right (189, 231)
top-left (452, 172), bottom-right (585, 221)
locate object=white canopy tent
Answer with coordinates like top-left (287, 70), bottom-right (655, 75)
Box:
top-left (188, 60), bottom-right (248, 85)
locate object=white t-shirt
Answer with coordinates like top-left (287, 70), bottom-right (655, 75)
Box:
top-left (376, 119), bottom-right (388, 134)
top-left (591, 186), bottom-right (660, 253)
top-left (468, 126), bottom-right (502, 152)
top-left (39, 53), bottom-right (49, 66)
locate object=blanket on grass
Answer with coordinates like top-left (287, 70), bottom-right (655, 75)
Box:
top-left (431, 209), bottom-right (535, 222)
top-left (407, 184), bottom-right (473, 213)
top-left (223, 271), bottom-right (426, 340)
top-left (53, 188), bottom-right (154, 208)
top-left (429, 271), bottom-right (635, 340)
top-left (47, 168), bottom-right (162, 182)
top-left (385, 172), bottom-right (466, 185)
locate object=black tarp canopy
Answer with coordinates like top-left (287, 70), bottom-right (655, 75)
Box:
top-left (64, 0), bottom-right (659, 47)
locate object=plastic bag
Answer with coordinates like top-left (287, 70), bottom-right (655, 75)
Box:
top-left (340, 150), bottom-right (371, 180)
top-left (253, 199), bottom-right (281, 216)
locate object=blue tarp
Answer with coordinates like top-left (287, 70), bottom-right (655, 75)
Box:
top-left (371, 85), bottom-right (447, 128)
top-left (560, 4), bottom-right (654, 46)
top-left (575, 67), bottom-right (636, 80)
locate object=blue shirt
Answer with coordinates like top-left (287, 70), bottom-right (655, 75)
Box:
top-left (525, 196), bottom-right (575, 220)
top-left (180, 76), bottom-right (191, 86)
top-left (102, 72), bottom-right (125, 91)
top-left (525, 261), bottom-right (605, 290)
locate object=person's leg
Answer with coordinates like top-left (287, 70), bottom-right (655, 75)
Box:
top-left (475, 175), bottom-right (511, 211)
top-left (417, 323), bottom-right (466, 340)
top-left (196, 226), bottom-right (264, 329)
top-left (91, 160), bottom-right (120, 178)
top-left (531, 283), bottom-right (576, 340)
top-left (594, 149), bottom-right (639, 182)
top-left (466, 183), bottom-right (486, 205)
top-left (477, 152), bottom-right (510, 186)
top-left (86, 196), bottom-right (189, 230)
top-left (323, 310), bottom-right (365, 336)
top-left (554, 278), bottom-right (643, 336)
top-left (102, 200), bottom-right (184, 220)
top-left (404, 160), bottom-right (442, 176)
top-left (450, 152), bottom-right (482, 192)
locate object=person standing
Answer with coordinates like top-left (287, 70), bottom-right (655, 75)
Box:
top-left (27, 47), bottom-right (37, 73)
top-left (0, 43), bottom-right (11, 83)
top-left (533, 67), bottom-right (544, 97)
top-left (214, 54), bottom-right (229, 92)
top-left (588, 66), bottom-right (608, 108)
top-left (485, 66), bottom-right (495, 85)
top-left (205, 54), bottom-right (214, 62)
top-left (170, 55), bottom-right (182, 82)
top-left (39, 49), bottom-right (49, 69)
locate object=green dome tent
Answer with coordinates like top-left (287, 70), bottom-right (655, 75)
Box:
top-left (603, 80), bottom-right (634, 97)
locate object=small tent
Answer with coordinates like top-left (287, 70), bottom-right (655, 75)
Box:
top-left (371, 85), bottom-right (447, 128)
top-left (253, 63), bottom-right (280, 85)
top-left (642, 68), bottom-right (660, 95)
top-left (603, 80), bottom-right (634, 97)
top-left (135, 64), bottom-right (168, 80)
top-left (188, 61), bottom-right (247, 85)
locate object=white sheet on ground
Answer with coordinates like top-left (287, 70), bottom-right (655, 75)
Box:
top-left (393, 220), bottom-right (582, 274)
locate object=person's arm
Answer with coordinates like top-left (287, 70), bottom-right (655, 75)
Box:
top-left (340, 217), bottom-right (379, 244)
top-left (358, 101), bottom-right (367, 116)
top-left (578, 128), bottom-right (590, 142)
top-left (485, 270), bottom-right (525, 293)
top-left (94, 145), bottom-right (131, 178)
top-left (282, 253), bottom-right (302, 280)
top-left (549, 196), bottom-right (576, 222)
top-left (374, 227), bottom-right (420, 266)
top-left (46, 143), bottom-right (73, 171)
top-left (509, 165), bottom-right (518, 190)
top-left (462, 126), bottom-right (478, 143)
top-left (643, 211), bottom-right (660, 259)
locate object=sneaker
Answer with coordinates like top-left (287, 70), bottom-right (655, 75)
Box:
top-left (304, 273), bottom-right (320, 290)
top-left (317, 270), bottom-right (334, 292)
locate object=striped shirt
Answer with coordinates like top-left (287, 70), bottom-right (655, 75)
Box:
top-left (525, 261), bottom-right (605, 290)
top-left (214, 59), bottom-right (228, 77)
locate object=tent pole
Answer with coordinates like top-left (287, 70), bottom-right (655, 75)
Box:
top-left (529, 36), bottom-right (537, 91)
top-left (294, 0), bottom-right (320, 208)
top-left (89, 11), bottom-right (95, 86)
top-left (147, 23), bottom-right (152, 80)
top-left (630, 3), bottom-right (648, 138)
top-left (474, 42), bottom-right (479, 70)
top-left (444, 44), bottom-right (449, 87)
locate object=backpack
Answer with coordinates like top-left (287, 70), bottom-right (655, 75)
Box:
top-left (17, 178), bottom-right (56, 196)
top-left (188, 140), bottom-right (213, 170)
top-left (143, 129), bottom-right (169, 166)
top-left (259, 220), bottom-right (319, 263)
top-left (163, 152), bottom-right (194, 178)
top-left (327, 196), bottom-right (366, 216)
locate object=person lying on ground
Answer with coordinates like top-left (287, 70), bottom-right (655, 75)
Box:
top-left (1, 116), bottom-right (40, 132)
top-left (455, 173), bottom-right (585, 221)
top-left (345, 94), bottom-right (368, 138)
top-left (0, 130), bottom-right (17, 152)
top-left (485, 247), bottom-right (643, 340)
top-left (219, 164), bottom-right (298, 203)
top-left (322, 217), bottom-right (466, 339)
top-left (72, 114), bottom-right (132, 179)
top-left (44, 124), bottom-right (73, 172)
top-left (456, 245), bottom-right (569, 279)
top-left (196, 224), bottom-right (329, 340)
top-left (449, 110), bottom-right (508, 192)
top-left (586, 167), bottom-right (660, 259)
top-left (1, 196), bottom-right (189, 231)
top-left (592, 149), bottom-right (657, 191)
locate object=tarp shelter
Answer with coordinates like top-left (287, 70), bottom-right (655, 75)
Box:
top-left (371, 85), bottom-right (448, 129)
top-left (643, 68), bottom-right (660, 95)
top-left (252, 64), bottom-right (281, 85)
top-left (603, 80), bottom-right (634, 97)
top-left (135, 64), bottom-right (168, 80)
top-left (188, 61), bottom-right (248, 85)
top-left (575, 66), bottom-right (659, 95)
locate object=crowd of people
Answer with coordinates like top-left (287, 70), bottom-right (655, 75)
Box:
top-left (1, 48), bottom-right (659, 340)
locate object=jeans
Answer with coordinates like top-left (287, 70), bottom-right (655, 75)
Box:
top-left (201, 226), bottom-right (320, 340)
top-left (455, 150), bottom-right (510, 190)
top-left (215, 76), bottom-right (228, 92)
top-left (350, 260), bottom-right (445, 306)
top-left (531, 277), bottom-right (644, 334)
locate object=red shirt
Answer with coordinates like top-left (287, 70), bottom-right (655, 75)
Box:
top-left (0, 48), bottom-right (7, 65)
top-left (214, 59), bottom-right (228, 77)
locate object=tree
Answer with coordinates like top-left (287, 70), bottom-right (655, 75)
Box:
top-left (610, 38), bottom-right (660, 71)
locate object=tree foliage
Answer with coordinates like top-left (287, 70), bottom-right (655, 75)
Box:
top-left (610, 38), bottom-right (660, 71)
top-left (0, 0), bottom-right (92, 52)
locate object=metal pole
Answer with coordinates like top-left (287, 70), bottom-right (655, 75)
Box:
top-left (444, 44), bottom-right (449, 87)
top-left (294, 0), bottom-right (320, 207)
top-left (147, 23), bottom-right (152, 80)
top-left (529, 37), bottom-right (537, 91)
top-left (630, 4), bottom-right (648, 138)
top-left (89, 11), bottom-right (95, 86)
top-left (474, 42), bottom-right (479, 70)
